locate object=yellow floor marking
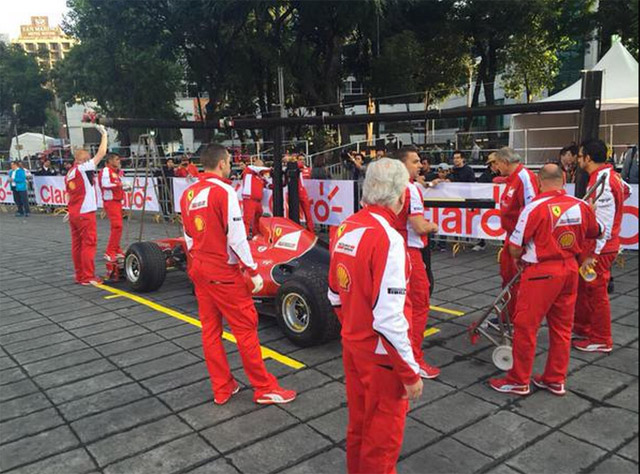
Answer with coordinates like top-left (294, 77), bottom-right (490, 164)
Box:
top-left (430, 305), bottom-right (465, 317)
top-left (104, 295), bottom-right (122, 299)
top-left (423, 327), bottom-right (441, 338)
top-left (96, 284), bottom-right (306, 370)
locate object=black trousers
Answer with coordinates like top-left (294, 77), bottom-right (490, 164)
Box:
top-left (13, 190), bottom-right (29, 215)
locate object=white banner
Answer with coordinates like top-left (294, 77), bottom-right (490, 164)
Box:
top-left (172, 178), bottom-right (356, 227)
top-left (422, 183), bottom-right (639, 250)
top-left (0, 176), bottom-right (15, 204)
top-left (33, 176), bottom-right (160, 212)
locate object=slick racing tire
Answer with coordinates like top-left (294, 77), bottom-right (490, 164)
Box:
top-left (276, 270), bottom-right (341, 347)
top-left (125, 242), bottom-right (167, 292)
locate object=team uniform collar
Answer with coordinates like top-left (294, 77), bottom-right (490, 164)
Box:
top-left (366, 205), bottom-right (398, 225)
top-left (200, 172), bottom-right (231, 184)
top-left (536, 189), bottom-right (566, 200)
top-left (589, 163), bottom-right (614, 177)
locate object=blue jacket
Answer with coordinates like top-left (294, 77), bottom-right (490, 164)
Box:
top-left (9, 168), bottom-right (28, 192)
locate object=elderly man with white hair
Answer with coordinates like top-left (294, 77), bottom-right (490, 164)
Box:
top-left (493, 147), bottom-right (538, 320)
top-left (328, 158), bottom-right (423, 474)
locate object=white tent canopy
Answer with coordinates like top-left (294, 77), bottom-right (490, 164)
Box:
top-left (10, 132), bottom-right (57, 161)
top-left (509, 41), bottom-right (639, 163)
top-left (540, 41), bottom-right (638, 108)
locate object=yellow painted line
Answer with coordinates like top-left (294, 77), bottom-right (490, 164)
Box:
top-left (96, 284), bottom-right (306, 370)
top-left (423, 327), bottom-right (441, 338)
top-left (104, 295), bottom-right (122, 300)
top-left (430, 305), bottom-right (465, 317)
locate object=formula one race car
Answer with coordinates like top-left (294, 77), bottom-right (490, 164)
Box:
top-left (118, 217), bottom-right (340, 347)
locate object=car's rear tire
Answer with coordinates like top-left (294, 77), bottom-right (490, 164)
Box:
top-left (125, 242), bottom-right (167, 292)
top-left (275, 270), bottom-right (341, 347)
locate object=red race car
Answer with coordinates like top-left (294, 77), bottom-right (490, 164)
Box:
top-left (120, 217), bottom-right (340, 347)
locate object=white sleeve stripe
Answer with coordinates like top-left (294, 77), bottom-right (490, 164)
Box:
top-left (519, 169), bottom-right (537, 205)
top-left (219, 181), bottom-right (256, 270)
top-left (408, 183), bottom-right (424, 215)
top-left (594, 169), bottom-right (616, 254)
top-left (100, 169), bottom-right (115, 189)
top-left (327, 288), bottom-right (341, 307)
top-left (370, 213), bottom-right (419, 375)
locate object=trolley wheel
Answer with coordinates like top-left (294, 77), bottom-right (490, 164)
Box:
top-left (492, 345), bottom-right (514, 371)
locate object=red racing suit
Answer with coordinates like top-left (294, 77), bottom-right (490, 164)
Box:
top-left (180, 172), bottom-right (278, 399)
top-left (394, 181), bottom-right (431, 372)
top-left (298, 163), bottom-right (314, 232)
top-left (574, 165), bottom-right (631, 345)
top-left (328, 205), bottom-right (420, 474)
top-left (241, 166), bottom-right (268, 236)
top-left (506, 189), bottom-right (602, 385)
top-left (98, 165), bottom-right (125, 257)
top-left (65, 160), bottom-right (99, 283)
top-left (174, 163), bottom-right (199, 178)
top-left (499, 164), bottom-right (538, 319)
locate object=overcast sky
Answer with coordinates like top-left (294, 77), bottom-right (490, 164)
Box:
top-left (1, 0), bottom-right (69, 39)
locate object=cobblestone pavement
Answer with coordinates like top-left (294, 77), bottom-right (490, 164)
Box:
top-left (0, 212), bottom-right (637, 474)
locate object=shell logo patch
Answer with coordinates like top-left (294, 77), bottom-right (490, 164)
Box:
top-left (558, 231), bottom-right (576, 249)
top-left (68, 181), bottom-right (76, 191)
top-left (337, 264), bottom-right (351, 292)
top-left (194, 215), bottom-right (206, 232)
top-left (337, 224), bottom-right (347, 238)
top-left (187, 189), bottom-right (195, 201)
top-left (552, 206), bottom-right (562, 218)
top-left (275, 227), bottom-right (283, 238)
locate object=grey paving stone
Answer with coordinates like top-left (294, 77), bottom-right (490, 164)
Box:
top-left (203, 405), bottom-right (298, 453)
top-left (608, 381), bottom-right (639, 412)
top-left (14, 339), bottom-right (89, 365)
top-left (617, 312), bottom-right (639, 327)
top-left (594, 347), bottom-right (639, 376)
top-left (46, 369), bottom-right (134, 405)
top-left (22, 348), bottom-right (102, 377)
top-left (103, 434), bottom-right (218, 474)
top-left (513, 390), bottom-right (592, 427)
top-left (6, 448), bottom-right (97, 474)
top-left (507, 431), bottom-right (606, 473)
top-left (485, 463), bottom-right (522, 474)
top-left (0, 391), bottom-right (51, 422)
top-left (109, 341), bottom-right (183, 368)
top-left (58, 383), bottom-right (150, 421)
top-left (0, 377), bottom-right (39, 403)
top-left (0, 367), bottom-right (26, 385)
top-left (591, 455), bottom-right (638, 473)
top-left (454, 410), bottom-right (549, 459)
top-left (410, 391), bottom-right (497, 433)
top-left (187, 458), bottom-right (240, 474)
top-left (171, 333), bottom-right (204, 350)
top-left (84, 325), bottom-right (150, 347)
top-left (124, 351), bottom-right (200, 380)
top-left (179, 391), bottom-right (259, 431)
top-left (409, 380), bottom-right (456, 410)
top-left (0, 425), bottom-right (80, 472)
top-left (280, 448), bottom-right (347, 474)
top-left (307, 406), bottom-right (348, 443)
top-left (0, 323), bottom-right (62, 345)
top-left (71, 397), bottom-right (171, 443)
top-left (139, 362), bottom-right (208, 395)
top-left (0, 357), bottom-right (16, 371)
top-left (0, 406), bottom-right (65, 444)
top-left (280, 382), bottom-right (346, 421)
top-left (288, 341), bottom-right (343, 366)
top-left (569, 365), bottom-right (636, 400)
top-left (278, 368), bottom-right (332, 393)
top-left (4, 331), bottom-right (77, 355)
top-left (158, 378), bottom-right (213, 412)
top-left (612, 324), bottom-right (639, 347)
top-left (88, 415), bottom-right (193, 467)
top-left (34, 359), bottom-right (117, 389)
top-left (229, 425), bottom-right (331, 474)
top-left (0, 317), bottom-right (46, 334)
top-left (438, 358), bottom-right (497, 389)
top-left (69, 318), bottom-right (136, 337)
top-left (618, 437), bottom-right (638, 462)
top-left (315, 358), bottom-right (345, 380)
top-left (400, 417), bottom-right (441, 456)
top-left (398, 437), bottom-right (492, 473)
top-left (97, 332), bottom-right (164, 356)
top-left (562, 407), bottom-right (639, 452)
top-left (59, 311), bottom-right (122, 330)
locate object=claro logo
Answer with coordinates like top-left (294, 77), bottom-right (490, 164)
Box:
top-left (40, 184), bottom-right (68, 205)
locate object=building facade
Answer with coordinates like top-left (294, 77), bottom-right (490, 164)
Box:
top-left (12, 16), bottom-right (76, 69)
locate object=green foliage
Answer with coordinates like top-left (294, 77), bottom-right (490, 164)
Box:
top-left (598, 0), bottom-right (639, 59)
top-left (0, 43), bottom-right (53, 130)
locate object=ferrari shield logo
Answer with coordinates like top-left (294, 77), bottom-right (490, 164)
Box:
top-left (552, 206), bottom-right (562, 218)
top-left (337, 224), bottom-right (347, 238)
top-left (187, 189), bottom-right (195, 201)
top-left (275, 227), bottom-right (283, 238)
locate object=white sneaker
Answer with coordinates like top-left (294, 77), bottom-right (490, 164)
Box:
top-left (472, 244), bottom-right (486, 252)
